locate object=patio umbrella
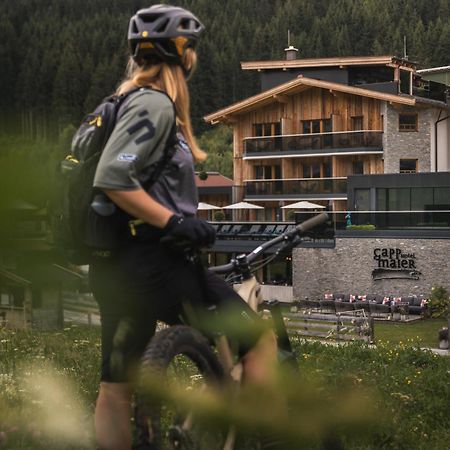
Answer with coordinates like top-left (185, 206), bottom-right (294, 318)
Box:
top-left (281, 201), bottom-right (326, 209)
top-left (223, 201), bottom-right (264, 210)
top-left (197, 202), bottom-right (221, 210)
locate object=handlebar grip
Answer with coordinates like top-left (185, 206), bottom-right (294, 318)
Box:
top-left (296, 212), bottom-right (329, 233)
top-left (209, 262), bottom-right (235, 274)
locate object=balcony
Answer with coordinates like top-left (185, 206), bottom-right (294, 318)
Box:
top-left (243, 131), bottom-right (383, 158)
top-left (412, 80), bottom-right (448, 103)
top-left (245, 178), bottom-right (347, 200)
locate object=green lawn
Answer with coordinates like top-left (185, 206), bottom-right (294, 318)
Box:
top-left (374, 318), bottom-right (448, 348)
top-left (0, 321), bottom-right (449, 449)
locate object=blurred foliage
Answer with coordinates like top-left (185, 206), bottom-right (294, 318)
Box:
top-left (427, 285), bottom-right (450, 318)
top-left (0, 324), bottom-right (449, 449)
top-left (197, 126), bottom-right (233, 178)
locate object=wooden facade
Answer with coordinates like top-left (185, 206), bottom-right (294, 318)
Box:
top-left (233, 88), bottom-right (385, 188)
top-left (205, 56), bottom-right (449, 220)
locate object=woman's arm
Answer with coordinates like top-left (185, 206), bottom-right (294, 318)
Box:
top-left (103, 188), bottom-right (173, 228)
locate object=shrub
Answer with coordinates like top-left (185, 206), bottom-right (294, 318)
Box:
top-left (427, 285), bottom-right (449, 318)
top-left (213, 210), bottom-right (225, 221)
top-left (346, 224), bottom-right (376, 230)
top-left (287, 210), bottom-right (296, 221)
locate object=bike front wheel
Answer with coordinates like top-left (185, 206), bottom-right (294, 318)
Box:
top-left (134, 325), bottom-right (229, 450)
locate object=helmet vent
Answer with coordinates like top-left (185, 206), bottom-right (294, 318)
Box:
top-left (154, 18), bottom-right (169, 33)
top-left (179, 18), bottom-right (190, 31)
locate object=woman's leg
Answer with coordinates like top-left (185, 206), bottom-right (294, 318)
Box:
top-left (95, 382), bottom-right (132, 450)
top-left (241, 329), bottom-right (278, 384)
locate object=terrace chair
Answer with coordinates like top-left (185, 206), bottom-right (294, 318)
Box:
top-left (284, 224), bottom-right (297, 233)
top-left (261, 224), bottom-right (276, 238)
top-left (229, 224), bottom-right (243, 237)
top-left (273, 224), bottom-right (287, 235)
top-left (354, 295), bottom-right (371, 315)
top-left (405, 296), bottom-right (428, 315)
top-left (217, 224), bottom-right (232, 237)
top-left (320, 294), bottom-right (336, 314)
top-left (370, 295), bottom-right (392, 317)
top-left (242, 224), bottom-right (263, 239)
top-left (334, 294), bottom-right (354, 314)
top-left (308, 298), bottom-right (321, 312)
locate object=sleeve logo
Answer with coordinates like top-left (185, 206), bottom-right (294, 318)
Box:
top-left (117, 153), bottom-right (138, 162)
top-left (127, 109), bottom-right (155, 144)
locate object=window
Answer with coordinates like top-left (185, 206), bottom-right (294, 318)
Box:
top-left (302, 164), bottom-right (311, 178)
top-left (254, 165), bottom-right (281, 180)
top-left (253, 122), bottom-right (281, 137)
top-left (302, 162), bottom-right (328, 178)
top-left (399, 159), bottom-right (418, 173)
top-left (311, 164), bottom-right (321, 178)
top-left (323, 161), bottom-right (332, 178)
top-left (353, 161), bottom-right (364, 174)
top-left (399, 69), bottom-right (411, 94)
top-left (301, 118), bottom-right (332, 134)
top-left (411, 188), bottom-right (433, 210)
top-left (1, 288), bottom-right (12, 306)
top-left (399, 114), bottom-right (418, 131)
top-left (254, 166), bottom-right (264, 179)
top-left (354, 189), bottom-right (370, 211)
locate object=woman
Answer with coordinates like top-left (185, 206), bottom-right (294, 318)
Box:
top-left (90, 5), bottom-right (277, 450)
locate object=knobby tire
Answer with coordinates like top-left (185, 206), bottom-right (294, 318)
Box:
top-left (134, 325), bottom-right (227, 450)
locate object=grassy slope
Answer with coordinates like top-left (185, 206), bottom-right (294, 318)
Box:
top-left (0, 322), bottom-right (448, 449)
top-left (374, 318), bottom-right (448, 347)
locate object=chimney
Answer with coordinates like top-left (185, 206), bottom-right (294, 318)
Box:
top-left (284, 30), bottom-right (299, 60)
top-left (284, 45), bottom-right (299, 60)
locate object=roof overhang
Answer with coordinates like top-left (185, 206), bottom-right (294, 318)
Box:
top-left (417, 66), bottom-right (450, 75)
top-left (241, 55), bottom-right (417, 71)
top-left (204, 76), bottom-right (416, 124)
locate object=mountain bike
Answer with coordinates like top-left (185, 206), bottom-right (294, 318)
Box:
top-left (133, 213), bottom-right (329, 450)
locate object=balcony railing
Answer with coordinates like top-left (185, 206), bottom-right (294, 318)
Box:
top-left (412, 80), bottom-right (448, 102)
top-left (244, 131), bottom-right (383, 156)
top-left (245, 178), bottom-right (347, 198)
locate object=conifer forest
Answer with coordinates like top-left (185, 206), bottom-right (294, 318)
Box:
top-left (0, 0), bottom-right (449, 202)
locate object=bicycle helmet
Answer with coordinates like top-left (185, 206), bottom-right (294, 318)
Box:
top-left (128, 4), bottom-right (205, 66)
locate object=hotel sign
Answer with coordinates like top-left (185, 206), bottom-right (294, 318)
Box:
top-left (372, 247), bottom-right (421, 280)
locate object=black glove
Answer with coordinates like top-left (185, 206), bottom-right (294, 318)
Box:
top-left (162, 215), bottom-right (216, 247)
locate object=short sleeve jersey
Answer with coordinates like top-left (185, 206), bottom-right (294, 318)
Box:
top-left (94, 89), bottom-right (198, 218)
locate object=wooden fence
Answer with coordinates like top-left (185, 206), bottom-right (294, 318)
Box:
top-left (63, 293), bottom-right (100, 326)
top-left (283, 309), bottom-right (374, 343)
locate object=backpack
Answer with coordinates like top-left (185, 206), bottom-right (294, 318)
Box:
top-left (53, 87), bottom-right (177, 265)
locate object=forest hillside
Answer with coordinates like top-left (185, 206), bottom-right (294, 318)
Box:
top-left (0, 0), bottom-right (449, 201)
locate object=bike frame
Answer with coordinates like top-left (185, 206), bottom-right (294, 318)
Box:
top-left (152, 213), bottom-right (329, 450)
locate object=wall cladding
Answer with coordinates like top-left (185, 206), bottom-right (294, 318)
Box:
top-left (383, 105), bottom-right (432, 173)
top-left (293, 238), bottom-right (450, 299)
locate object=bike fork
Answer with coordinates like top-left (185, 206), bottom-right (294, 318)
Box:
top-left (262, 300), bottom-right (298, 370)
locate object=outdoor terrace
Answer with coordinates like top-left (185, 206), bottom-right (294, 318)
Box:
top-left (245, 177), bottom-right (347, 200)
top-left (211, 210), bottom-right (450, 248)
top-left (243, 130), bottom-right (383, 158)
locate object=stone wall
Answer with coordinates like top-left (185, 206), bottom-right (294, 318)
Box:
top-left (293, 237), bottom-right (450, 299)
top-left (383, 104), bottom-right (433, 173)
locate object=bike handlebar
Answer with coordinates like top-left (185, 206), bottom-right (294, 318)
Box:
top-left (210, 212), bottom-right (329, 275)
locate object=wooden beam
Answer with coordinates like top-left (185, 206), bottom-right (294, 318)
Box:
top-left (273, 94), bottom-right (289, 103)
top-left (221, 115), bottom-right (237, 125)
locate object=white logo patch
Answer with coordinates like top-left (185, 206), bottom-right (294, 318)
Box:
top-left (117, 153), bottom-right (138, 162)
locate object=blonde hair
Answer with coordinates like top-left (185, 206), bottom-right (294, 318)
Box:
top-left (117, 48), bottom-right (206, 162)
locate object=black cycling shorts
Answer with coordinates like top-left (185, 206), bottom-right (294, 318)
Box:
top-left (89, 240), bottom-right (266, 383)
